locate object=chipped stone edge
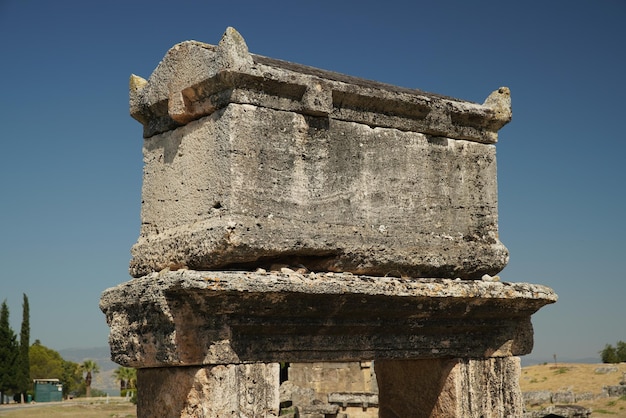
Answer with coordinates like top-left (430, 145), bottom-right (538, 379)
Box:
top-left (130, 27), bottom-right (512, 142)
top-left (101, 270), bottom-right (558, 303)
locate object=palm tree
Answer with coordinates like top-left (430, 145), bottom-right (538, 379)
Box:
top-left (80, 359), bottom-right (100, 398)
top-left (113, 367), bottom-right (137, 396)
top-left (113, 367), bottom-right (127, 393)
top-left (127, 368), bottom-right (137, 392)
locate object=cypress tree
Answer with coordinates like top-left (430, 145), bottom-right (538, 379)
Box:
top-left (0, 300), bottom-right (18, 403)
top-left (16, 294), bottom-right (30, 402)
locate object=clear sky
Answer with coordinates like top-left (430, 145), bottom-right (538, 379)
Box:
top-left (0, 0), bottom-right (624, 363)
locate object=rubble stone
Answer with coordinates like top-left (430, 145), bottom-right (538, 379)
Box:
top-left (328, 391), bottom-right (379, 407)
top-left (524, 404), bottom-right (592, 418)
top-left (523, 390), bottom-right (553, 406)
top-left (552, 390), bottom-right (576, 404)
top-left (594, 366), bottom-right (618, 374)
top-left (604, 385), bottom-right (626, 397)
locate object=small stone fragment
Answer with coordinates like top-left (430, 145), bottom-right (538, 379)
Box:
top-left (481, 274), bottom-right (500, 282)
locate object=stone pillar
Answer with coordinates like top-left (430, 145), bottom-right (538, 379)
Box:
top-left (137, 364), bottom-right (279, 418)
top-left (101, 27), bottom-right (557, 418)
top-left (375, 357), bottom-right (523, 418)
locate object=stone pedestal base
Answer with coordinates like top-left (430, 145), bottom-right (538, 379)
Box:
top-left (136, 363), bottom-right (280, 418)
top-left (375, 357), bottom-right (523, 418)
top-left (101, 272), bottom-right (554, 417)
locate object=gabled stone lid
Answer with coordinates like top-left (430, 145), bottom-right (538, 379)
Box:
top-left (130, 27), bottom-right (511, 142)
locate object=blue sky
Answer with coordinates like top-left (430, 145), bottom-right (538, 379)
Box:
top-left (0, 1), bottom-right (624, 363)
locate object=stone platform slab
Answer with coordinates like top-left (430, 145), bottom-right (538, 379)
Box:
top-left (100, 270), bottom-right (556, 368)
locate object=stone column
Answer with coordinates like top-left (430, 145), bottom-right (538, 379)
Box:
top-left (137, 364), bottom-right (279, 418)
top-left (375, 357), bottom-right (523, 418)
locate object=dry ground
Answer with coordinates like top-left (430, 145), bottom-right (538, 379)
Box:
top-left (521, 362), bottom-right (626, 416)
top-left (1, 365), bottom-right (625, 417)
top-left (0, 398), bottom-right (135, 418)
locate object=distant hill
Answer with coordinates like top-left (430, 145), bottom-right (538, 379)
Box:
top-left (59, 346), bottom-right (118, 371)
top-left (521, 356), bottom-right (600, 367)
top-left (59, 346), bottom-right (120, 394)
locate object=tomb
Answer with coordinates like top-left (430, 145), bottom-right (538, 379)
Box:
top-left (101, 27), bottom-right (556, 417)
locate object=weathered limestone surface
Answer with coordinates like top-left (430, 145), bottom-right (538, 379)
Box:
top-left (137, 363), bottom-right (279, 418)
top-left (100, 270), bottom-right (556, 368)
top-left (524, 405), bottom-right (592, 418)
top-left (279, 381), bottom-right (342, 418)
top-left (523, 390), bottom-right (553, 406)
top-left (288, 362), bottom-right (377, 401)
top-left (128, 27), bottom-right (512, 279)
top-left (605, 385), bottom-right (626, 397)
top-left (130, 28), bottom-right (511, 142)
top-left (328, 391), bottom-right (379, 408)
top-left (280, 363), bottom-right (377, 417)
top-left (375, 357), bottom-right (523, 418)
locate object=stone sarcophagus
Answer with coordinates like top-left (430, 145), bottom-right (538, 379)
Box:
top-left (128, 27), bottom-right (511, 280)
top-left (102, 28), bottom-right (556, 418)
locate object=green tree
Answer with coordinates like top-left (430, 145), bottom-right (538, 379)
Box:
top-left (29, 341), bottom-right (83, 399)
top-left (29, 340), bottom-right (65, 379)
top-left (113, 366), bottom-right (127, 393)
top-left (616, 340), bottom-right (626, 362)
top-left (29, 340), bottom-right (64, 399)
top-left (126, 367), bottom-right (137, 404)
top-left (601, 343), bottom-right (620, 363)
top-left (80, 359), bottom-right (100, 398)
top-left (15, 294), bottom-right (30, 402)
top-left (60, 360), bottom-right (81, 398)
top-left (127, 367), bottom-right (137, 391)
top-left (0, 300), bottom-right (19, 403)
